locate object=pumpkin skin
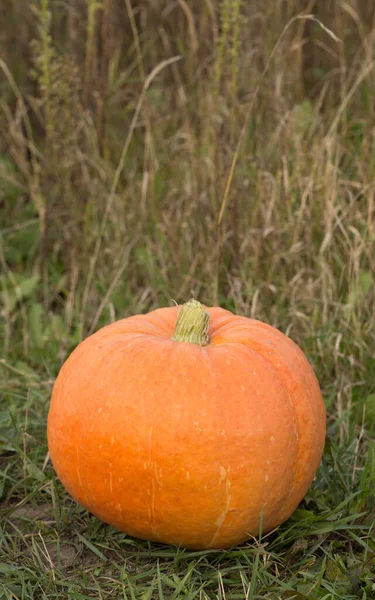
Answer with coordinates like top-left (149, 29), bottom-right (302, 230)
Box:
top-left (47, 303), bottom-right (326, 550)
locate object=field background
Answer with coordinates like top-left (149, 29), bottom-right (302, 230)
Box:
top-left (1, 0), bottom-right (375, 598)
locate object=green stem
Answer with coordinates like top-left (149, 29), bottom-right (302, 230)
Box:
top-left (172, 299), bottom-right (210, 346)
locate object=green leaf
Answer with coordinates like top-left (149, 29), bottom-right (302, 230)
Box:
top-left (49, 314), bottom-right (65, 339)
top-left (14, 361), bottom-right (39, 379)
top-left (0, 586), bottom-right (23, 600)
top-left (141, 580), bottom-right (156, 600)
top-left (325, 556), bottom-right (351, 592)
top-left (0, 563), bottom-right (19, 574)
top-left (2, 274), bottom-right (40, 314)
top-left (290, 509), bottom-right (321, 523)
top-left (29, 303), bottom-right (44, 348)
top-left (17, 274), bottom-right (40, 299)
top-left (26, 459), bottom-right (46, 482)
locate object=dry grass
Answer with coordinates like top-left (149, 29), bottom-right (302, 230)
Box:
top-left (2, 0), bottom-right (374, 372)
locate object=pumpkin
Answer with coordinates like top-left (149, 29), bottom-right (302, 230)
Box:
top-left (47, 299), bottom-right (326, 549)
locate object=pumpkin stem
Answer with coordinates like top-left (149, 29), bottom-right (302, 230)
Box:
top-left (172, 299), bottom-right (210, 346)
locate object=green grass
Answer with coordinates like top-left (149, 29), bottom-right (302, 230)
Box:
top-left (1, 0), bottom-right (375, 598)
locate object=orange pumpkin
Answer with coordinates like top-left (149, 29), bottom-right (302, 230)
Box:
top-left (47, 299), bottom-right (326, 549)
